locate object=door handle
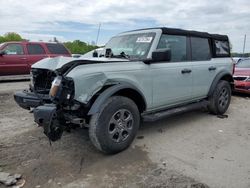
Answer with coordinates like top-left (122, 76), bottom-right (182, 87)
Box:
top-left (181, 69), bottom-right (192, 74)
top-left (208, 66), bottom-right (216, 71)
top-left (20, 57), bottom-right (27, 60)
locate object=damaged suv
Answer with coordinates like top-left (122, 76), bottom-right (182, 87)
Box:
top-left (14, 28), bottom-right (234, 154)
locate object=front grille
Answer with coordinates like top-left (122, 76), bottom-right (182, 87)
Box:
top-left (235, 85), bottom-right (250, 90)
top-left (31, 69), bottom-right (56, 94)
top-left (233, 76), bottom-right (248, 81)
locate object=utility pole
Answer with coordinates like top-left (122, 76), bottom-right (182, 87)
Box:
top-left (242, 34), bottom-right (246, 56)
top-left (95, 23), bottom-right (101, 46)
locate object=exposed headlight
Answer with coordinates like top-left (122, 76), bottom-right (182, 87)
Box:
top-left (49, 76), bottom-right (62, 97)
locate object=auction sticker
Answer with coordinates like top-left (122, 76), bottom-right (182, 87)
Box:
top-left (136, 37), bottom-right (153, 43)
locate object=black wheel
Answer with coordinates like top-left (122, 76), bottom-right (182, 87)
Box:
top-left (89, 96), bottom-right (140, 154)
top-left (208, 80), bottom-right (231, 115)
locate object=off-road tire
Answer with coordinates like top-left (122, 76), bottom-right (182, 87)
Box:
top-left (89, 96), bottom-right (140, 154)
top-left (208, 80), bottom-right (231, 115)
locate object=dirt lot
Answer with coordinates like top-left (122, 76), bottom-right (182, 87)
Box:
top-left (0, 81), bottom-right (250, 188)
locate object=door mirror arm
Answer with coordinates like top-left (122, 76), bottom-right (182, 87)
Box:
top-left (0, 50), bottom-right (6, 56)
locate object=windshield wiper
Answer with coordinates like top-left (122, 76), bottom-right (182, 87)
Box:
top-left (112, 52), bottom-right (130, 59)
top-left (104, 48), bottom-right (130, 59)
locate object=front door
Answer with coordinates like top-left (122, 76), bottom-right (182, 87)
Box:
top-left (0, 43), bottom-right (28, 75)
top-left (151, 34), bottom-right (193, 110)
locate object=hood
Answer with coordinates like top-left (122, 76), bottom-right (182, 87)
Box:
top-left (32, 56), bottom-right (129, 71)
top-left (234, 68), bottom-right (250, 76)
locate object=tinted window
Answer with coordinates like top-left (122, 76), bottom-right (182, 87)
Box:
top-left (3, 44), bottom-right (24, 55)
top-left (27, 44), bottom-right (45, 55)
top-left (215, 40), bottom-right (230, 56)
top-left (236, 59), bottom-right (250, 68)
top-left (191, 37), bottom-right (211, 61)
top-left (157, 35), bottom-right (187, 62)
top-left (46, 43), bottom-right (69, 54)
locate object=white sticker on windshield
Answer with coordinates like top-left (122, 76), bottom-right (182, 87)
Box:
top-left (136, 37), bottom-right (153, 43)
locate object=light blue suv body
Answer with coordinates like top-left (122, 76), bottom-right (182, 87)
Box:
top-left (14, 27), bottom-right (234, 153)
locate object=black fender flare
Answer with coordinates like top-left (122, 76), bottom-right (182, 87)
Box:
top-left (208, 70), bottom-right (234, 97)
top-left (88, 82), bottom-right (147, 115)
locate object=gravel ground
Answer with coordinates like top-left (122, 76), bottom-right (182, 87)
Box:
top-left (0, 81), bottom-right (250, 188)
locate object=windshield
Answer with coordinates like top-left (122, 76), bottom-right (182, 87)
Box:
top-left (105, 32), bottom-right (156, 60)
top-left (236, 59), bottom-right (250, 68)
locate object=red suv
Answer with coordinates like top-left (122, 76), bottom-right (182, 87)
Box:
top-left (0, 41), bottom-right (71, 75)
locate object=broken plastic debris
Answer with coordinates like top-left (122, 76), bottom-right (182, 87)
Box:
top-left (0, 172), bottom-right (22, 186)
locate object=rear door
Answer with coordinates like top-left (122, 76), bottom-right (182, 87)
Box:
top-left (0, 43), bottom-right (28, 75)
top-left (191, 37), bottom-right (215, 98)
top-left (150, 34), bottom-right (193, 109)
top-left (26, 43), bottom-right (48, 69)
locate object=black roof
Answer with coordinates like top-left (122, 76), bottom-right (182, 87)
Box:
top-left (128, 27), bottom-right (229, 41)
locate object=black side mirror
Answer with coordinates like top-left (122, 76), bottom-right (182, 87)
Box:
top-left (151, 49), bottom-right (171, 62)
top-left (0, 50), bottom-right (6, 56)
top-left (93, 50), bottom-right (98, 57)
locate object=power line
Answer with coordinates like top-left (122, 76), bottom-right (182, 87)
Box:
top-left (95, 23), bottom-right (101, 46)
top-left (242, 34), bottom-right (246, 55)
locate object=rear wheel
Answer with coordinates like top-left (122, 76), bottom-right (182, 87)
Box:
top-left (89, 96), bottom-right (140, 154)
top-left (208, 80), bottom-right (231, 115)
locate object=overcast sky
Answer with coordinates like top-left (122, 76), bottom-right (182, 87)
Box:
top-left (0, 0), bottom-right (249, 52)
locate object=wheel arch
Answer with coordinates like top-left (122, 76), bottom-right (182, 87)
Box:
top-left (208, 71), bottom-right (234, 97)
top-left (88, 82), bottom-right (147, 115)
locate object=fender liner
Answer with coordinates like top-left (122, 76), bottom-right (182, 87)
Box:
top-left (208, 70), bottom-right (234, 97)
top-left (88, 82), bottom-right (147, 115)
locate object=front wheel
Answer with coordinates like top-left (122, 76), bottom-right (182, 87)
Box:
top-left (89, 96), bottom-right (140, 154)
top-left (208, 80), bottom-right (231, 115)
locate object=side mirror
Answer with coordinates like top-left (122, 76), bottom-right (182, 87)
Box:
top-left (151, 49), bottom-right (171, 62)
top-left (0, 50), bottom-right (6, 56)
top-left (93, 50), bottom-right (98, 57)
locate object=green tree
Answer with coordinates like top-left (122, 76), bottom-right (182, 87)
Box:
top-left (3, 32), bottom-right (23, 42)
top-left (64, 40), bottom-right (98, 54)
top-left (0, 36), bottom-right (5, 43)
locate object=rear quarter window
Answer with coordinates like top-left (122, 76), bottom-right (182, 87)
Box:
top-left (46, 43), bottom-right (69, 54)
top-left (214, 40), bottom-right (230, 57)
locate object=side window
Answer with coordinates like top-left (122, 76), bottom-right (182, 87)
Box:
top-left (46, 43), bottom-right (69, 54)
top-left (214, 40), bottom-right (230, 56)
top-left (3, 44), bottom-right (24, 55)
top-left (191, 37), bottom-right (211, 61)
top-left (27, 44), bottom-right (46, 55)
top-left (157, 35), bottom-right (187, 62)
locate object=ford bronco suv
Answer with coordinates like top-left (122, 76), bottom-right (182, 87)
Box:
top-left (14, 27), bottom-right (234, 154)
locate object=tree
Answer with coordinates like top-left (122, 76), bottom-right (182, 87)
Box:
top-left (3, 32), bottom-right (23, 42)
top-left (0, 36), bottom-right (5, 43)
top-left (63, 40), bottom-right (98, 54)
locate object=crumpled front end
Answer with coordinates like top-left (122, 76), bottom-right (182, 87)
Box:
top-left (32, 72), bottom-right (77, 141)
top-left (14, 57), bottom-right (130, 142)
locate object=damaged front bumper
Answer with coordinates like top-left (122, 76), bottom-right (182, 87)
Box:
top-left (14, 90), bottom-right (50, 110)
top-left (33, 104), bottom-right (64, 141)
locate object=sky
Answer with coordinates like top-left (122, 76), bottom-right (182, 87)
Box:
top-left (0, 0), bottom-right (249, 52)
